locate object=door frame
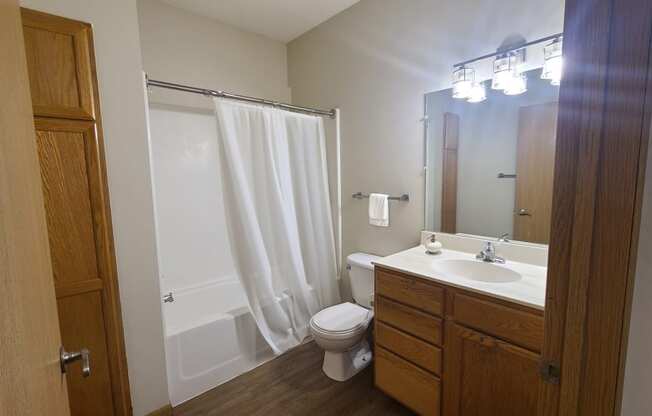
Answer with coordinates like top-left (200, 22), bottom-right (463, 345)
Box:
top-left (539, 0), bottom-right (652, 414)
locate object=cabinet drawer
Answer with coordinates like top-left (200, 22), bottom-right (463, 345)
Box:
top-left (376, 268), bottom-right (444, 316)
top-left (376, 347), bottom-right (440, 416)
top-left (376, 322), bottom-right (442, 375)
top-left (376, 296), bottom-right (443, 345)
top-left (453, 293), bottom-right (544, 352)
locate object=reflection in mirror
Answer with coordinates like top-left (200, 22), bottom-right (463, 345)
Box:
top-left (425, 68), bottom-right (559, 245)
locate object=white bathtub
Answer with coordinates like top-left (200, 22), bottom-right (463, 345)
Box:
top-left (163, 279), bottom-right (275, 406)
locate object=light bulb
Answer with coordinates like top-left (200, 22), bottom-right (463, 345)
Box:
top-left (504, 74), bottom-right (527, 95)
top-left (542, 37), bottom-right (563, 85)
top-left (453, 81), bottom-right (473, 99)
top-left (491, 56), bottom-right (511, 90)
top-left (467, 82), bottom-right (486, 103)
top-left (452, 66), bottom-right (475, 99)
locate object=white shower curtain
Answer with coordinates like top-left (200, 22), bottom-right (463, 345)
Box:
top-left (214, 98), bottom-right (341, 354)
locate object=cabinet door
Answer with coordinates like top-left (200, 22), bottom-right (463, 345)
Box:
top-left (444, 323), bottom-right (540, 416)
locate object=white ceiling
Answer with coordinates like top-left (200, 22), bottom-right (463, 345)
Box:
top-left (158, 0), bottom-right (361, 43)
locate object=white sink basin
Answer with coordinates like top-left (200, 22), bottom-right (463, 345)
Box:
top-left (433, 259), bottom-right (522, 283)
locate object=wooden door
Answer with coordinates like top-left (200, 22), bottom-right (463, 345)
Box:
top-left (513, 102), bottom-right (558, 244)
top-left (21, 8), bottom-right (132, 416)
top-left (0, 0), bottom-right (70, 414)
top-left (441, 112), bottom-right (459, 234)
top-left (444, 323), bottom-right (540, 416)
top-left (538, 0), bottom-right (652, 414)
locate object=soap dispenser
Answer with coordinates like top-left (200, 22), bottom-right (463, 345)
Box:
top-left (425, 233), bottom-right (443, 255)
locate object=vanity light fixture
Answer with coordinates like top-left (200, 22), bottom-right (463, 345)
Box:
top-left (467, 81), bottom-right (487, 103)
top-left (452, 66), bottom-right (475, 99)
top-left (451, 32), bottom-right (563, 103)
top-left (541, 37), bottom-right (563, 85)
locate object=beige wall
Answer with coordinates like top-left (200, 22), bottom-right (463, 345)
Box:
top-left (287, 0), bottom-right (565, 290)
top-left (621, 129), bottom-right (652, 415)
top-left (138, 0), bottom-right (289, 110)
top-left (19, 1), bottom-right (168, 414)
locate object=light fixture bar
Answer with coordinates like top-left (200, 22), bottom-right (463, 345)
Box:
top-left (453, 32), bottom-right (563, 68)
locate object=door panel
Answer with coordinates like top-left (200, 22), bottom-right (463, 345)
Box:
top-left (0, 0), bottom-right (70, 414)
top-left (514, 102), bottom-right (558, 244)
top-left (22, 8), bottom-right (132, 416)
top-left (22, 9), bottom-right (95, 120)
top-left (35, 119), bottom-right (100, 285)
top-left (58, 293), bottom-right (115, 416)
top-left (444, 323), bottom-right (540, 416)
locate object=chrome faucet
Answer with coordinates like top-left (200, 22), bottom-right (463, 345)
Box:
top-left (476, 241), bottom-right (506, 264)
top-left (497, 233), bottom-right (510, 243)
top-left (162, 292), bottom-right (174, 303)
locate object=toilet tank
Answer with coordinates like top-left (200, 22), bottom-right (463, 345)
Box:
top-left (347, 253), bottom-right (381, 309)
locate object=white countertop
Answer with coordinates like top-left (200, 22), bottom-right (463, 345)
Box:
top-left (373, 245), bottom-right (547, 310)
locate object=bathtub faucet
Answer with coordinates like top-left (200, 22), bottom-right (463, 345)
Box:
top-left (162, 292), bottom-right (174, 303)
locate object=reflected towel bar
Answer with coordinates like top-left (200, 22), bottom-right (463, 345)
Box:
top-left (352, 192), bottom-right (409, 202)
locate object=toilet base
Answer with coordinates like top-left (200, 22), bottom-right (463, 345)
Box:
top-left (322, 340), bottom-right (373, 381)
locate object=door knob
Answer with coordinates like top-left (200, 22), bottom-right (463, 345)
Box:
top-left (517, 208), bottom-right (531, 216)
top-left (60, 346), bottom-right (91, 377)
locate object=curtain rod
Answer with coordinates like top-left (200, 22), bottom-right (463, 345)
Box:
top-left (145, 76), bottom-right (336, 118)
top-left (453, 32), bottom-right (564, 68)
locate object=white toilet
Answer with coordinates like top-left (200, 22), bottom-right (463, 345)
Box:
top-left (310, 252), bottom-right (380, 381)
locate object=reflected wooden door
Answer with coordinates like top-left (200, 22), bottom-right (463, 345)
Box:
top-left (514, 102), bottom-right (558, 244)
top-left (0, 1), bottom-right (70, 414)
top-left (21, 8), bottom-right (132, 416)
top-left (441, 112), bottom-right (459, 234)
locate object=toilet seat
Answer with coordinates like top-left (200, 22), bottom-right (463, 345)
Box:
top-left (310, 302), bottom-right (373, 339)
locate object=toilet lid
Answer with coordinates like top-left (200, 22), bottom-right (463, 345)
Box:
top-left (311, 302), bottom-right (371, 334)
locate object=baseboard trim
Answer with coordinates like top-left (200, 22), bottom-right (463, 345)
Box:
top-left (145, 404), bottom-right (172, 416)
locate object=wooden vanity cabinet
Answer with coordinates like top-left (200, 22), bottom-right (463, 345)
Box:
top-left (373, 266), bottom-right (544, 416)
top-left (443, 323), bottom-right (540, 416)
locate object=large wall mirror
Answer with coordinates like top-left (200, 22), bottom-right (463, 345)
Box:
top-left (425, 67), bottom-right (560, 245)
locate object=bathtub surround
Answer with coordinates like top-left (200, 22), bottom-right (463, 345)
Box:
top-left (215, 98), bottom-right (341, 354)
top-left (147, 105), bottom-right (237, 292)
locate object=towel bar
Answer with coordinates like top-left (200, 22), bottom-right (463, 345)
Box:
top-left (352, 192), bottom-right (409, 202)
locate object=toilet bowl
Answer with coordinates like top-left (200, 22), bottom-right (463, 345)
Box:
top-left (310, 253), bottom-right (380, 381)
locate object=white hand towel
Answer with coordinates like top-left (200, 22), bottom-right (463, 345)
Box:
top-left (369, 193), bottom-right (389, 227)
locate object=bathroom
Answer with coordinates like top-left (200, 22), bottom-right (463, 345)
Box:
top-left (2, 0), bottom-right (652, 416)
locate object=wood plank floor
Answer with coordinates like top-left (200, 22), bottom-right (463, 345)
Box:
top-left (173, 341), bottom-right (415, 416)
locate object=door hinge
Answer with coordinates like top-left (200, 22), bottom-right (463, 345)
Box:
top-left (540, 360), bottom-right (561, 384)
